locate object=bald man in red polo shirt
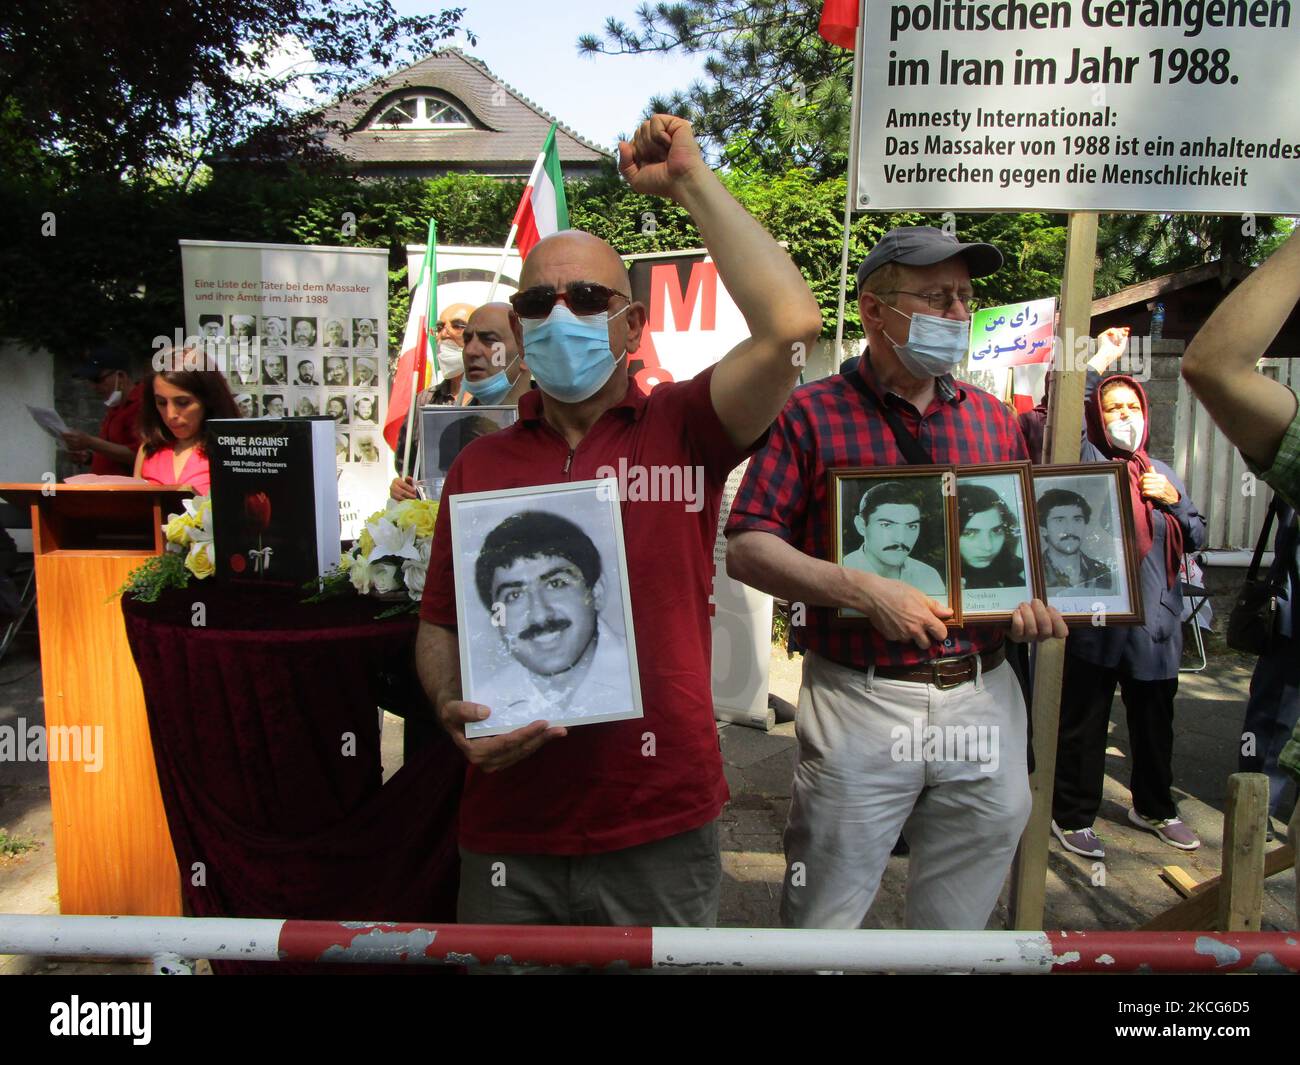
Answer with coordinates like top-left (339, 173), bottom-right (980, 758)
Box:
top-left (416, 115), bottom-right (822, 929)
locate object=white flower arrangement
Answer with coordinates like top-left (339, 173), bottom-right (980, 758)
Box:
top-left (341, 498), bottom-right (438, 603)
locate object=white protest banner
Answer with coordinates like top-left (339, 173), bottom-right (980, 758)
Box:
top-left (625, 249), bottom-right (751, 392)
top-left (405, 244), bottom-right (525, 310)
top-left (179, 240), bottom-right (390, 538)
top-left (855, 0), bottom-right (1300, 212)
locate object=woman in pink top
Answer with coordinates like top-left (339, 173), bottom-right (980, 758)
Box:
top-left (133, 366), bottom-right (241, 494)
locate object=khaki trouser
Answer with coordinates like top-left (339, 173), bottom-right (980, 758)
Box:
top-left (782, 652), bottom-right (1031, 930)
top-left (458, 821), bottom-right (721, 929)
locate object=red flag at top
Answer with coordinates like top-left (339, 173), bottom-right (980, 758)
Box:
top-left (819, 0), bottom-right (859, 48)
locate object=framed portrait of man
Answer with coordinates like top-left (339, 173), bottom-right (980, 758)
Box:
top-left (955, 462), bottom-right (1043, 623)
top-left (1032, 463), bottom-right (1143, 625)
top-left (420, 406), bottom-right (519, 487)
top-left (828, 466), bottom-right (960, 624)
top-left (450, 479), bottom-right (643, 739)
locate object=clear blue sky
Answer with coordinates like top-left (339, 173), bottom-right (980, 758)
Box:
top-left (392, 1), bottom-right (708, 149)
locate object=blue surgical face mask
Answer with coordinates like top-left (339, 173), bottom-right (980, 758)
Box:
top-left (883, 306), bottom-right (971, 379)
top-left (520, 303), bottom-right (628, 404)
top-left (461, 356), bottom-right (519, 405)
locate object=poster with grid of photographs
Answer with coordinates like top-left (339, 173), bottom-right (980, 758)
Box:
top-left (450, 479), bottom-right (643, 739)
top-left (1032, 463), bottom-right (1143, 625)
top-left (954, 462), bottom-right (1044, 624)
top-left (181, 241), bottom-right (391, 540)
top-left (828, 465), bottom-right (961, 624)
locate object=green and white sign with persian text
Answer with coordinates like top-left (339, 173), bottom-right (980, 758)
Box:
top-left (855, 0), bottom-right (1300, 211)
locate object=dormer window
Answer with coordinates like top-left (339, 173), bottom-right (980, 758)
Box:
top-left (369, 93), bottom-right (471, 130)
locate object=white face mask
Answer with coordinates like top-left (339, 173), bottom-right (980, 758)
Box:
top-left (436, 339), bottom-right (464, 379)
top-left (882, 307), bottom-right (971, 378)
top-left (103, 375), bottom-right (124, 407)
top-left (1105, 416), bottom-right (1144, 452)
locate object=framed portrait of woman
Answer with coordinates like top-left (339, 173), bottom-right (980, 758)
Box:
top-left (954, 462), bottom-right (1044, 623)
top-left (828, 465), bottom-right (960, 624)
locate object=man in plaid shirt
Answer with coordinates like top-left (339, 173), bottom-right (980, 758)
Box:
top-left (726, 226), bottom-right (1066, 930)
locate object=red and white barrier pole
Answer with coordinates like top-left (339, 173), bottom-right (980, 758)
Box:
top-left (2, 916), bottom-right (1298, 973)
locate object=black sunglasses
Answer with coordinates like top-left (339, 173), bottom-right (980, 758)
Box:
top-left (510, 281), bottom-right (631, 319)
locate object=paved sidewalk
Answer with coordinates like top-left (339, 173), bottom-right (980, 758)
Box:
top-left (718, 643), bottom-right (1297, 932)
top-left (2, 633), bottom-right (1295, 975)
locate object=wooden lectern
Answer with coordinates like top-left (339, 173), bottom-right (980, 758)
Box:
top-left (0, 483), bottom-right (187, 917)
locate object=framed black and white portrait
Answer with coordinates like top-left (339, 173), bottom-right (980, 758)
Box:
top-left (352, 317), bottom-right (379, 351)
top-left (450, 479), bottom-right (643, 739)
top-left (260, 392), bottom-right (286, 419)
top-left (292, 390), bottom-right (319, 418)
top-left (294, 355), bottom-right (321, 387)
top-left (323, 354), bottom-right (351, 387)
top-left (231, 391), bottom-right (257, 420)
top-left (350, 432), bottom-right (380, 465)
top-left (198, 314), bottom-right (225, 340)
top-left (227, 346), bottom-right (259, 389)
top-left (351, 392), bottom-right (379, 426)
top-left (260, 351), bottom-right (289, 387)
top-left (322, 318), bottom-right (350, 350)
top-left (324, 391), bottom-right (350, 425)
top-left (1032, 463), bottom-right (1143, 625)
top-left (353, 356), bottom-right (379, 389)
top-left (291, 316), bottom-right (318, 349)
top-left (420, 406), bottom-right (518, 483)
top-left (828, 466), bottom-right (960, 623)
top-left (259, 316), bottom-right (288, 350)
top-left (955, 462), bottom-right (1043, 623)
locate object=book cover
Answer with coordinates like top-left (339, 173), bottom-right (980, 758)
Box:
top-left (209, 418), bottom-right (339, 586)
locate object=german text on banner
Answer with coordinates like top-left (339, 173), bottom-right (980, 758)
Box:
top-left (854, 0), bottom-right (1300, 212)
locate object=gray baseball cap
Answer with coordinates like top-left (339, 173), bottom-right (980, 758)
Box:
top-left (856, 226), bottom-right (1002, 291)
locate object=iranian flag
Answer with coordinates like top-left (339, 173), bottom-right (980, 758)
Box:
top-left (383, 223), bottom-right (437, 457)
top-left (512, 124), bottom-right (569, 260)
top-left (818, 0), bottom-right (859, 48)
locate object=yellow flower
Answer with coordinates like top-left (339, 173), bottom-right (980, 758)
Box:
top-left (393, 499), bottom-right (438, 539)
top-left (164, 512), bottom-right (197, 546)
top-left (357, 527), bottom-right (375, 558)
top-left (185, 540), bottom-right (215, 579)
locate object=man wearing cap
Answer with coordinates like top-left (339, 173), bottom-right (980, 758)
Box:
top-left (63, 346), bottom-right (145, 476)
top-left (726, 225), bottom-right (1066, 931)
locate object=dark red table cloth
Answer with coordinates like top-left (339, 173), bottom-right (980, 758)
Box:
top-left (122, 585), bottom-right (462, 974)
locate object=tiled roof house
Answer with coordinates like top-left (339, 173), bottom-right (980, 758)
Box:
top-left (318, 48), bottom-right (612, 179)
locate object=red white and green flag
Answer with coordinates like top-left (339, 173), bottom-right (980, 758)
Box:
top-left (384, 220), bottom-right (437, 455)
top-left (512, 123), bottom-right (569, 260)
top-left (819, 0), bottom-right (859, 48)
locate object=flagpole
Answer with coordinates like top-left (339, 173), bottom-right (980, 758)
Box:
top-left (401, 219), bottom-right (437, 479)
top-left (832, 16), bottom-right (866, 365)
top-left (487, 124), bottom-right (555, 301)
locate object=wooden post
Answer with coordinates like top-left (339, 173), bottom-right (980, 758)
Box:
top-left (1009, 211), bottom-right (1098, 929)
top-left (1218, 772), bottom-right (1270, 932)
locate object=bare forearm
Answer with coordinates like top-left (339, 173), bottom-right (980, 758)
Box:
top-left (726, 530), bottom-right (859, 611)
top-left (1184, 227), bottom-right (1300, 380)
top-left (673, 167), bottom-right (821, 347)
top-left (415, 620), bottom-right (461, 718)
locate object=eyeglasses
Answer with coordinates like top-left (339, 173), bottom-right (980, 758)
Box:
top-left (878, 289), bottom-right (979, 312)
top-left (436, 318), bottom-right (468, 333)
top-left (510, 282), bottom-right (631, 319)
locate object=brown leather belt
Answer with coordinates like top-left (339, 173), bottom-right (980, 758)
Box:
top-left (870, 645), bottom-right (1006, 690)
